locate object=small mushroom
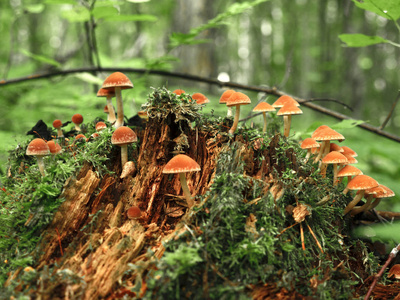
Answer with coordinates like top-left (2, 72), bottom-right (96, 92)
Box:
top-left (163, 154), bottom-right (201, 208)
top-left (320, 151), bottom-right (348, 184)
top-left (226, 92), bottom-right (251, 135)
top-left (192, 92), bottom-right (209, 105)
top-left (272, 95), bottom-right (300, 108)
top-left (102, 72), bottom-right (133, 128)
top-left (71, 114), bottom-right (83, 132)
top-left (47, 140), bottom-right (62, 159)
top-left (26, 138), bottom-right (50, 176)
top-left (388, 264), bottom-right (400, 279)
top-left (300, 138), bottom-right (320, 162)
top-left (97, 87), bottom-right (116, 123)
top-left (127, 206), bottom-right (142, 220)
top-left (343, 175), bottom-right (379, 215)
top-left (173, 89), bottom-right (186, 95)
top-left (219, 89), bottom-right (235, 117)
top-left (276, 103), bottom-right (303, 137)
top-left (52, 119), bottom-right (64, 138)
top-left (252, 102), bottom-right (276, 133)
top-left (111, 126), bottom-right (137, 167)
top-left (95, 121), bottom-right (107, 132)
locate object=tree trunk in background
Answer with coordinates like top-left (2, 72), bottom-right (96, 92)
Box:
top-left (171, 0), bottom-right (217, 90)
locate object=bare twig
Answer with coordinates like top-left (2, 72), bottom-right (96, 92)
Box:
top-left (301, 98), bottom-right (353, 111)
top-left (379, 90), bottom-right (400, 130)
top-left (364, 243), bottom-right (400, 299)
top-left (1, 67), bottom-right (400, 143)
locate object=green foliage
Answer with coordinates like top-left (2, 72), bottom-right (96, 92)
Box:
top-left (338, 34), bottom-right (389, 48)
top-left (0, 122), bottom-right (116, 285)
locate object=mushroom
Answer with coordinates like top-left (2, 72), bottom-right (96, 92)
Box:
top-left (46, 140), bottom-right (62, 159)
top-left (320, 151), bottom-right (348, 184)
top-left (26, 138), bottom-right (50, 176)
top-left (388, 264), bottom-right (400, 279)
top-left (312, 125), bottom-right (345, 169)
top-left (276, 103), bottom-right (303, 137)
top-left (52, 119), bottom-right (64, 138)
top-left (330, 143), bottom-right (343, 153)
top-left (192, 92), bottom-right (209, 105)
top-left (71, 114), bottom-right (83, 132)
top-left (226, 92), bottom-right (251, 135)
top-left (337, 165), bottom-right (363, 186)
top-left (364, 184), bottom-right (395, 211)
top-left (95, 121), bottom-right (107, 132)
top-left (127, 206), bottom-right (142, 220)
top-left (252, 102), bottom-right (276, 133)
top-left (272, 95), bottom-right (300, 108)
top-left (300, 138), bottom-right (320, 162)
top-left (97, 88), bottom-right (116, 123)
top-left (343, 175), bottom-right (379, 215)
top-left (219, 89), bottom-right (235, 117)
top-left (163, 154), bottom-right (201, 208)
top-left (102, 72), bottom-right (133, 128)
top-left (111, 126), bottom-right (137, 167)
top-left (173, 89), bottom-right (186, 95)
top-left (341, 146), bottom-right (357, 157)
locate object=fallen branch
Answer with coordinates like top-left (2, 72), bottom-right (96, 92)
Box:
top-left (1, 67), bottom-right (400, 143)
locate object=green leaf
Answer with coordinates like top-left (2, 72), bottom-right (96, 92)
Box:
top-left (103, 14), bottom-right (157, 22)
top-left (126, 0), bottom-right (150, 2)
top-left (339, 34), bottom-right (389, 47)
top-left (92, 6), bottom-right (118, 19)
top-left (20, 49), bottom-right (61, 68)
top-left (61, 7), bottom-right (91, 22)
top-left (352, 0), bottom-right (400, 21)
top-left (74, 73), bottom-right (104, 85)
top-left (24, 4), bottom-right (45, 14)
top-left (330, 119), bottom-right (365, 130)
top-left (169, 0), bottom-right (270, 48)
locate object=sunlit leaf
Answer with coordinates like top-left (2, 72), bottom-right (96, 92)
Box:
top-left (103, 14), bottom-right (157, 22)
top-left (61, 7), bottom-right (91, 23)
top-left (352, 0), bottom-right (400, 21)
top-left (331, 119), bottom-right (365, 130)
top-left (74, 73), bottom-right (104, 85)
top-left (20, 49), bottom-right (61, 68)
top-left (24, 4), bottom-right (45, 14)
top-left (339, 34), bottom-right (388, 47)
top-left (92, 6), bottom-right (118, 19)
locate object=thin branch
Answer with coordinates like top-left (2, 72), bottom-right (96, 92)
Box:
top-left (364, 243), bottom-right (400, 300)
top-left (1, 67), bottom-right (400, 143)
top-left (379, 90), bottom-right (400, 130)
top-left (301, 98), bottom-right (353, 111)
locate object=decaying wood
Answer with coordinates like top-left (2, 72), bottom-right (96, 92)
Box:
top-left (15, 115), bottom-right (302, 299)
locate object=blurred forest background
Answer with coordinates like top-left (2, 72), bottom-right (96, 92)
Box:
top-left (0, 0), bottom-right (399, 210)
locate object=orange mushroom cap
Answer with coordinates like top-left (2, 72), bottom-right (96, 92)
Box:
top-left (192, 92), bottom-right (209, 104)
top-left (322, 151), bottom-right (348, 164)
top-left (272, 95), bottom-right (300, 108)
top-left (226, 92), bottom-right (251, 107)
top-left (312, 126), bottom-right (344, 142)
top-left (330, 143), bottom-right (343, 153)
top-left (253, 102), bottom-right (276, 112)
top-left (127, 206), bottom-right (142, 219)
top-left (163, 154), bottom-right (200, 174)
top-left (276, 103), bottom-right (303, 116)
top-left (173, 89), bottom-right (186, 95)
top-left (365, 185), bottom-right (395, 198)
top-left (47, 140), bottom-right (62, 155)
top-left (337, 165), bottom-right (363, 178)
top-left (300, 138), bottom-right (320, 149)
top-left (26, 139), bottom-right (50, 156)
top-left (341, 146), bottom-right (357, 157)
top-left (111, 126), bottom-right (137, 145)
top-left (346, 175), bottom-right (379, 191)
top-left (219, 90), bottom-right (235, 104)
top-left (72, 114), bottom-right (83, 125)
top-left (95, 122), bottom-right (107, 132)
top-left (102, 72), bottom-right (133, 90)
top-left (53, 119), bottom-right (62, 129)
top-left (97, 87), bottom-right (115, 97)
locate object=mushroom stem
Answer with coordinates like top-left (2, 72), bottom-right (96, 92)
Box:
top-left (283, 115), bottom-right (292, 137)
top-left (350, 195), bottom-right (374, 216)
top-left (114, 87), bottom-right (124, 128)
top-left (228, 105), bottom-right (241, 135)
top-left (106, 95), bottom-right (116, 123)
top-left (344, 190), bottom-right (365, 215)
top-left (74, 124), bottom-right (81, 131)
top-left (367, 198), bottom-right (382, 210)
top-left (314, 140), bottom-right (329, 163)
top-left (179, 173), bottom-right (194, 208)
top-left (56, 128), bottom-right (63, 138)
top-left (333, 163), bottom-right (339, 186)
top-left (36, 156), bottom-right (46, 176)
top-left (262, 112), bottom-right (267, 133)
top-left (120, 144), bottom-right (128, 166)
top-left (227, 106), bottom-right (233, 117)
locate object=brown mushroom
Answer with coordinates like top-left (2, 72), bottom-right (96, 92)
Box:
top-left (111, 126), bottom-right (137, 166)
top-left (26, 138), bottom-right (50, 176)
